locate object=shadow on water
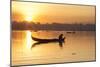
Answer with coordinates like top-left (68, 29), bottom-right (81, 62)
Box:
top-left (31, 34), bottom-right (65, 49)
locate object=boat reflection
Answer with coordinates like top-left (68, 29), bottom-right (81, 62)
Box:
top-left (31, 34), bottom-right (65, 49)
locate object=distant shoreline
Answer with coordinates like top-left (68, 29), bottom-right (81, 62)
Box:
top-left (12, 22), bottom-right (96, 31)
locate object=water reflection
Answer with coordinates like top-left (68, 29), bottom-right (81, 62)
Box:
top-left (31, 34), bottom-right (65, 48)
top-left (12, 31), bottom-right (95, 66)
top-left (26, 31), bottom-right (32, 49)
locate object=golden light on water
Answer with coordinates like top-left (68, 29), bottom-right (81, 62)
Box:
top-left (26, 31), bottom-right (32, 49)
top-left (12, 31), bottom-right (95, 66)
top-left (25, 31), bottom-right (41, 51)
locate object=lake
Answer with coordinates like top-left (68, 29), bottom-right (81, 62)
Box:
top-left (11, 30), bottom-right (95, 66)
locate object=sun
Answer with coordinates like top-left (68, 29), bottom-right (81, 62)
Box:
top-left (23, 6), bottom-right (38, 22)
top-left (13, 1), bottom-right (40, 23)
top-left (24, 11), bottom-right (34, 22)
top-left (25, 16), bottom-right (33, 22)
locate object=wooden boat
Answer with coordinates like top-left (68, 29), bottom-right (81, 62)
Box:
top-left (31, 36), bottom-right (65, 42)
top-left (31, 34), bottom-right (65, 48)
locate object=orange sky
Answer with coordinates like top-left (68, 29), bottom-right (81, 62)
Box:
top-left (12, 1), bottom-right (95, 24)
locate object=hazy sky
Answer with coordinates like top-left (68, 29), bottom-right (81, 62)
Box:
top-left (12, 1), bottom-right (95, 24)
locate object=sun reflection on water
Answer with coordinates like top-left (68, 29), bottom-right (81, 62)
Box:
top-left (26, 31), bottom-right (33, 49)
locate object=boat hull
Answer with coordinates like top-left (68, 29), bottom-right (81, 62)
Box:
top-left (31, 36), bottom-right (64, 42)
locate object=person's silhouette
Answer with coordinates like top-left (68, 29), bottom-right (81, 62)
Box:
top-left (59, 34), bottom-right (63, 40)
top-left (58, 34), bottom-right (65, 48)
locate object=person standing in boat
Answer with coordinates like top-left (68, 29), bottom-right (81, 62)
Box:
top-left (58, 34), bottom-right (65, 47)
top-left (59, 34), bottom-right (64, 40)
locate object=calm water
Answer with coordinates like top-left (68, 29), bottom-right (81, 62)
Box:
top-left (12, 30), bottom-right (95, 66)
